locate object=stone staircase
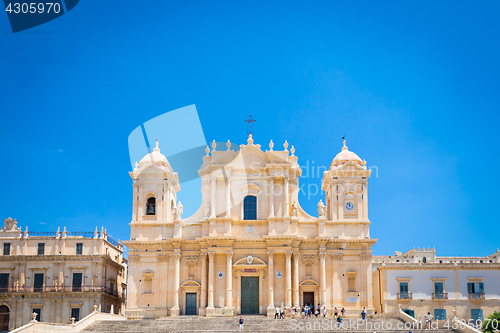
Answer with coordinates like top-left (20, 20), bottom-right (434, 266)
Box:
top-left (82, 316), bottom-right (457, 332)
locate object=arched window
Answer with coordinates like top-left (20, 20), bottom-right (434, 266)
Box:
top-left (422, 257), bottom-right (427, 263)
top-left (146, 197), bottom-right (156, 215)
top-left (243, 195), bottom-right (257, 220)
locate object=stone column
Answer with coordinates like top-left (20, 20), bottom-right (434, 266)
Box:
top-left (210, 177), bottom-right (216, 218)
top-left (363, 253), bottom-right (374, 311)
top-left (285, 251), bottom-right (292, 308)
top-left (320, 251), bottom-right (326, 306)
top-left (225, 177), bottom-right (231, 217)
top-left (284, 177), bottom-right (290, 217)
top-left (207, 252), bottom-right (215, 311)
top-left (269, 176), bottom-right (275, 217)
top-left (171, 251), bottom-right (181, 316)
top-left (225, 251), bottom-right (233, 314)
top-left (267, 251), bottom-right (275, 314)
top-left (200, 252), bottom-right (208, 312)
top-left (331, 253), bottom-right (342, 307)
top-left (293, 252), bottom-right (300, 307)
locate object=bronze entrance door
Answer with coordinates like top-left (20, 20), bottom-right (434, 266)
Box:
top-left (303, 292), bottom-right (314, 306)
top-left (185, 293), bottom-right (197, 315)
top-left (241, 276), bottom-right (259, 314)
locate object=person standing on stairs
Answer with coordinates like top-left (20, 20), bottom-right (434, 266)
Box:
top-left (238, 317), bottom-right (244, 330)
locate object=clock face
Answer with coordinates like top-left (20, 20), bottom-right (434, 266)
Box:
top-left (346, 202), bottom-right (354, 210)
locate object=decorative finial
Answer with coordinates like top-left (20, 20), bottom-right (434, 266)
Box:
top-left (247, 134), bottom-right (254, 145)
top-left (154, 139), bottom-right (160, 152)
top-left (283, 140), bottom-right (289, 151)
top-left (205, 145), bottom-right (210, 156)
top-left (226, 140), bottom-right (231, 151)
top-left (362, 159), bottom-right (366, 166)
top-left (290, 145), bottom-right (295, 156)
top-left (134, 161), bottom-right (138, 169)
top-left (269, 140), bottom-right (274, 151)
top-left (342, 140), bottom-right (348, 151)
top-left (211, 140), bottom-right (217, 152)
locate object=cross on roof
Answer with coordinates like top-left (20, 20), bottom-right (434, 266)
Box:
top-left (245, 115), bottom-right (256, 136)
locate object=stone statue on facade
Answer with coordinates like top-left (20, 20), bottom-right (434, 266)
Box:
top-left (317, 200), bottom-right (326, 218)
top-left (173, 201), bottom-right (183, 221)
top-left (2, 217), bottom-right (21, 231)
top-left (291, 201), bottom-right (298, 217)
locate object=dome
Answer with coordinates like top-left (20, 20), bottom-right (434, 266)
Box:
top-left (330, 140), bottom-right (364, 168)
top-left (138, 141), bottom-right (170, 167)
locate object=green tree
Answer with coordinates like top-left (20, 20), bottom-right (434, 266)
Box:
top-left (481, 311), bottom-right (500, 333)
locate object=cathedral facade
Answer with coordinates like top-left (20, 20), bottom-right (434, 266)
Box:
top-left (124, 135), bottom-right (375, 318)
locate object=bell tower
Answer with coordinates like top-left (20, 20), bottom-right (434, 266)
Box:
top-left (322, 140), bottom-right (371, 222)
top-left (129, 141), bottom-right (180, 224)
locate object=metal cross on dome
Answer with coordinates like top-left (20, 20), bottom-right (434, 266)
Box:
top-left (245, 115), bottom-right (256, 136)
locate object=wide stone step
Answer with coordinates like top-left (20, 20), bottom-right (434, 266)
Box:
top-left (82, 316), bottom-right (457, 332)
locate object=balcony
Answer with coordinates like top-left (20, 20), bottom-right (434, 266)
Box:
top-left (432, 292), bottom-right (448, 300)
top-left (0, 285), bottom-right (125, 298)
top-left (397, 292), bottom-right (413, 300)
top-left (469, 293), bottom-right (485, 300)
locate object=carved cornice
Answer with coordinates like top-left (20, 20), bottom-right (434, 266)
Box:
top-left (157, 254), bottom-right (170, 262)
top-left (302, 255), bottom-right (315, 264)
top-left (185, 255), bottom-right (198, 265)
top-left (331, 252), bottom-right (343, 260)
top-left (128, 255), bottom-right (141, 262)
top-left (360, 253), bottom-right (372, 260)
top-left (379, 264), bottom-right (500, 271)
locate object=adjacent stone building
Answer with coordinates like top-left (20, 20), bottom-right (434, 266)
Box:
top-left (124, 136), bottom-right (375, 318)
top-left (0, 218), bottom-right (127, 331)
top-left (373, 248), bottom-right (500, 322)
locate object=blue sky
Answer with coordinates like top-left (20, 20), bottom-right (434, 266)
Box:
top-left (1, 1), bottom-right (499, 256)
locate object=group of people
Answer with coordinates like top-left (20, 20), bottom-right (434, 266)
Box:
top-left (238, 306), bottom-right (368, 330)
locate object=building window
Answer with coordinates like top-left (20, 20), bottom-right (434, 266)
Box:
top-left (471, 309), bottom-right (483, 322)
top-left (3, 243), bottom-right (10, 256)
top-left (422, 257), bottom-right (427, 263)
top-left (433, 282), bottom-right (446, 299)
top-left (434, 309), bottom-right (446, 320)
top-left (76, 243), bottom-right (83, 255)
top-left (32, 308), bottom-right (41, 322)
top-left (146, 197), bottom-right (156, 215)
top-left (72, 273), bottom-right (82, 292)
top-left (71, 308), bottom-right (80, 322)
top-left (399, 282), bottom-right (410, 299)
top-left (0, 273), bottom-right (9, 292)
top-left (467, 282), bottom-right (484, 299)
top-left (33, 273), bottom-right (44, 292)
top-left (37, 243), bottom-right (45, 255)
top-left (243, 195), bottom-right (257, 220)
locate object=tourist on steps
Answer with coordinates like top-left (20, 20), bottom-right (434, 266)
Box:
top-left (238, 317), bottom-right (244, 330)
top-left (275, 306), bottom-right (279, 319)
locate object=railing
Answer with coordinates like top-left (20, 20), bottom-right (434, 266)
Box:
top-left (0, 285), bottom-right (125, 298)
top-left (106, 236), bottom-right (119, 247)
top-left (469, 293), bottom-right (485, 300)
top-left (432, 292), bottom-right (448, 299)
top-left (67, 231), bottom-right (95, 238)
top-left (397, 292), bottom-right (413, 299)
top-left (28, 231), bottom-right (57, 237)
